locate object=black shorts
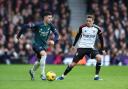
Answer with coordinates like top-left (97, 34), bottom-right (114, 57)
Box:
top-left (73, 48), bottom-right (99, 63)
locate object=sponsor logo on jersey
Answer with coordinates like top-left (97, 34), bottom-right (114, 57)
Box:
top-left (39, 30), bottom-right (49, 36)
top-left (83, 34), bottom-right (96, 38)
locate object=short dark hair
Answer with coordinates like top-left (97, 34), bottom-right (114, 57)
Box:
top-left (86, 15), bottom-right (95, 20)
top-left (42, 11), bottom-right (52, 18)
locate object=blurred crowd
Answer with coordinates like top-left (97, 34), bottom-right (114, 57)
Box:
top-left (0, 0), bottom-right (73, 64)
top-left (1, 0), bottom-right (128, 65)
top-left (87, 0), bottom-right (128, 65)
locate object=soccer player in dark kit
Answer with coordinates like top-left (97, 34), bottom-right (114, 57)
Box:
top-left (57, 15), bottom-right (106, 80)
top-left (17, 12), bottom-right (59, 80)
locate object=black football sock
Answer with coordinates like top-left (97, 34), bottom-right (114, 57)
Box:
top-left (95, 62), bottom-right (101, 75)
top-left (63, 65), bottom-right (73, 76)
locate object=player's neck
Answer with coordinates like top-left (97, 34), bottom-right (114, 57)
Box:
top-left (43, 21), bottom-right (48, 26)
top-left (87, 25), bottom-right (93, 27)
top-left (86, 23), bottom-right (93, 27)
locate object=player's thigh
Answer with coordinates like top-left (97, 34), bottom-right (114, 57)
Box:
top-left (32, 45), bottom-right (46, 59)
top-left (91, 49), bottom-right (101, 61)
top-left (72, 48), bottom-right (86, 63)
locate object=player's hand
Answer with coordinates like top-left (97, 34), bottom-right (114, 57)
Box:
top-left (71, 46), bottom-right (76, 51)
top-left (48, 40), bottom-right (54, 47)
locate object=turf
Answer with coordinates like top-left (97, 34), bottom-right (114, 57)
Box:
top-left (0, 65), bottom-right (128, 89)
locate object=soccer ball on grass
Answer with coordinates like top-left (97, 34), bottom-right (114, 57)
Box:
top-left (46, 71), bottom-right (56, 81)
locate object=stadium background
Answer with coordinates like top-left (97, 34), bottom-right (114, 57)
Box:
top-left (0, 0), bottom-right (128, 66)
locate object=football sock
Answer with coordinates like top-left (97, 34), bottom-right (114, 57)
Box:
top-left (63, 65), bottom-right (73, 76)
top-left (40, 55), bottom-right (47, 77)
top-left (31, 61), bottom-right (40, 73)
top-left (94, 75), bottom-right (99, 77)
top-left (95, 62), bottom-right (101, 75)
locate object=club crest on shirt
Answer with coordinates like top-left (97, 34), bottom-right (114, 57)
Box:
top-left (47, 28), bottom-right (50, 31)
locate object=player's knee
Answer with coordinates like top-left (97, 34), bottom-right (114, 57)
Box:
top-left (96, 54), bottom-right (102, 62)
top-left (40, 50), bottom-right (47, 56)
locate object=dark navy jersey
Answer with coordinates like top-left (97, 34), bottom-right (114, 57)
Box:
top-left (18, 22), bottom-right (59, 48)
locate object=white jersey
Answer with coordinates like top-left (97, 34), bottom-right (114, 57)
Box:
top-left (74, 24), bottom-right (102, 48)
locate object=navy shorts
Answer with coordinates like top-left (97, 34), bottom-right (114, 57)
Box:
top-left (32, 44), bottom-right (46, 59)
top-left (73, 48), bottom-right (99, 63)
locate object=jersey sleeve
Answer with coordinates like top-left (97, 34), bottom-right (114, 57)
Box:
top-left (97, 27), bottom-right (104, 49)
top-left (50, 24), bottom-right (59, 43)
top-left (73, 26), bottom-right (82, 46)
top-left (97, 27), bottom-right (103, 35)
top-left (17, 22), bottom-right (40, 38)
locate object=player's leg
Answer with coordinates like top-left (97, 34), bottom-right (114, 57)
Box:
top-left (56, 48), bottom-right (85, 80)
top-left (92, 49), bottom-right (102, 80)
top-left (95, 54), bottom-right (102, 75)
top-left (29, 61), bottom-right (40, 80)
top-left (39, 50), bottom-right (47, 80)
top-left (56, 62), bottom-right (77, 80)
top-left (29, 45), bottom-right (47, 80)
top-left (30, 53), bottom-right (41, 72)
top-left (29, 48), bottom-right (41, 80)
top-left (64, 62), bottom-right (76, 75)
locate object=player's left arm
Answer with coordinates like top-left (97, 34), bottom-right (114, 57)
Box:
top-left (98, 28), bottom-right (106, 54)
top-left (50, 24), bottom-right (59, 43)
top-left (98, 31), bottom-right (104, 49)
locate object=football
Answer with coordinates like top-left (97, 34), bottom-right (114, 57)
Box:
top-left (46, 71), bottom-right (56, 81)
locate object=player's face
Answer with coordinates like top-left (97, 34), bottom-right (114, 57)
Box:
top-left (86, 18), bottom-right (94, 27)
top-left (44, 15), bottom-right (53, 24)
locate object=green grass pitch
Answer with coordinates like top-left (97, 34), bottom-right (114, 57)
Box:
top-left (0, 65), bottom-right (128, 89)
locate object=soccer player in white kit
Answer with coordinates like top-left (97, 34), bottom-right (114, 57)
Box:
top-left (57, 15), bottom-right (106, 80)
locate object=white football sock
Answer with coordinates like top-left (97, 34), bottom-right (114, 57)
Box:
top-left (40, 55), bottom-right (47, 77)
top-left (62, 74), bottom-right (65, 78)
top-left (31, 61), bottom-right (40, 73)
top-left (94, 75), bottom-right (99, 77)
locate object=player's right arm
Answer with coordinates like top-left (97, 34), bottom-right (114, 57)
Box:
top-left (16, 23), bottom-right (37, 39)
top-left (73, 26), bottom-right (82, 47)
